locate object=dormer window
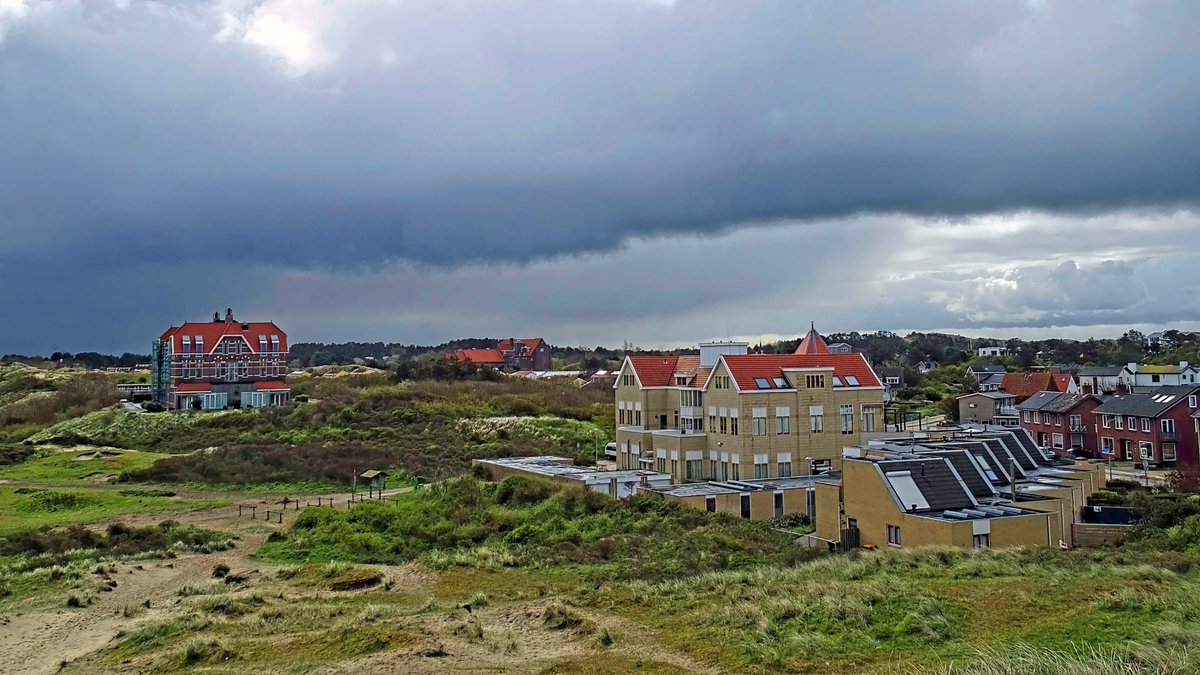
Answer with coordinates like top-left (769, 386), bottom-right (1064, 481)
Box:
top-left (181, 336), bottom-right (191, 354)
top-left (259, 336), bottom-right (268, 353)
top-left (270, 336), bottom-right (280, 353)
top-left (194, 336), bottom-right (204, 354)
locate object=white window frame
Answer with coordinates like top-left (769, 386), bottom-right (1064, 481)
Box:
top-left (887, 524), bottom-right (901, 547)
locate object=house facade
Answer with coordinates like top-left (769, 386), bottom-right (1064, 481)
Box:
top-left (968, 364), bottom-right (1007, 386)
top-left (976, 346), bottom-right (1010, 358)
top-left (1119, 362), bottom-right (1199, 391)
top-left (1017, 392), bottom-right (1102, 457)
top-left (152, 309), bottom-right (290, 410)
top-left (1093, 385), bottom-right (1200, 465)
top-left (957, 391), bottom-right (1018, 426)
top-left (613, 328), bottom-right (885, 483)
top-left (1077, 366), bottom-right (1122, 395)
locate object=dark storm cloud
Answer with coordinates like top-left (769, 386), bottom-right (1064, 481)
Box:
top-left (1, 1), bottom-right (1198, 352)
top-left (2, 0), bottom-right (1198, 271)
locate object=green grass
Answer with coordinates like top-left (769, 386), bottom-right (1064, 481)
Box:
top-left (0, 486), bottom-right (227, 536)
top-left (0, 447), bottom-right (171, 483)
top-left (255, 475), bottom-right (812, 580)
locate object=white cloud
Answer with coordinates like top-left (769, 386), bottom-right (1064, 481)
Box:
top-left (215, 0), bottom-right (337, 76)
top-left (0, 0), bottom-right (31, 43)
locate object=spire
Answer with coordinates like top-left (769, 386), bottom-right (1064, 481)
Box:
top-left (795, 323), bottom-right (831, 355)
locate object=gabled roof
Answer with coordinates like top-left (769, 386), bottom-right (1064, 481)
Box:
top-left (1051, 374), bottom-right (1074, 391)
top-left (627, 355), bottom-right (686, 387)
top-left (969, 364), bottom-right (1007, 374)
top-left (794, 324), bottom-right (831, 355)
top-left (1093, 385), bottom-right (1200, 418)
top-left (1016, 391), bottom-right (1062, 412)
top-left (1041, 393), bottom-right (1101, 414)
top-left (161, 321), bottom-right (288, 355)
top-left (452, 349), bottom-right (506, 365)
top-left (498, 338), bottom-right (546, 355)
top-left (721, 353), bottom-right (882, 390)
top-left (980, 373), bottom-right (1006, 386)
top-left (1002, 372), bottom-right (1058, 399)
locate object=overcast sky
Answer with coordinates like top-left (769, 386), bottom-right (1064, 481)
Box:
top-left (1, 1), bottom-right (1197, 354)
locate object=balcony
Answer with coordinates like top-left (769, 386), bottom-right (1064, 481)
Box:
top-left (997, 406), bottom-right (1018, 417)
top-left (1069, 424), bottom-right (1087, 433)
top-left (1161, 431), bottom-right (1178, 442)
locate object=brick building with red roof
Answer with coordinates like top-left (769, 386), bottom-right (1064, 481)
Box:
top-left (614, 328), bottom-right (885, 483)
top-left (151, 308), bottom-right (290, 410)
top-left (449, 338), bottom-right (551, 371)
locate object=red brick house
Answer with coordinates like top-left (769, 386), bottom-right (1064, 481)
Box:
top-left (151, 309), bottom-right (290, 410)
top-left (1093, 385), bottom-right (1200, 466)
top-left (451, 338), bottom-right (551, 371)
top-left (1002, 371), bottom-right (1071, 402)
top-left (1016, 391), bottom-right (1102, 458)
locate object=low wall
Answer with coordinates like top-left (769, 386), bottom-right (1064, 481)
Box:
top-left (1072, 523), bottom-right (1133, 548)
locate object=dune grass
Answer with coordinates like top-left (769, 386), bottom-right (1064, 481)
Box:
top-left (0, 486), bottom-right (227, 536)
top-left (0, 447), bottom-right (171, 483)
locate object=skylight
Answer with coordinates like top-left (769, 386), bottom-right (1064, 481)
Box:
top-left (832, 376), bottom-right (843, 387)
top-left (845, 375), bottom-right (860, 386)
top-left (754, 377), bottom-right (771, 389)
top-left (772, 377), bottom-right (789, 388)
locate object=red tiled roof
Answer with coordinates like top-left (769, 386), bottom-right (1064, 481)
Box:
top-left (452, 349), bottom-right (506, 365)
top-left (161, 321), bottom-right (287, 355)
top-left (627, 356), bottom-right (683, 387)
top-left (498, 338), bottom-right (545, 355)
top-left (1002, 372), bottom-right (1055, 400)
top-left (795, 325), bottom-right (831, 355)
top-left (722, 353), bottom-right (882, 390)
top-left (1051, 374), bottom-right (1074, 392)
top-left (255, 381), bottom-right (289, 391)
top-left (175, 383), bottom-right (212, 393)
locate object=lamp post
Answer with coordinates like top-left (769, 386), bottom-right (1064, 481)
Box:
top-left (805, 456), bottom-right (814, 477)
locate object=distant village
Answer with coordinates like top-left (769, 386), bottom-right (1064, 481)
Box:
top-left (8, 309), bottom-right (1200, 553)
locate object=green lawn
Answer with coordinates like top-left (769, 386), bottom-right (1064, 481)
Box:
top-left (0, 447), bottom-right (171, 483)
top-left (0, 486), bottom-right (227, 536)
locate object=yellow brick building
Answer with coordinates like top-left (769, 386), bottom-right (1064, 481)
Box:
top-left (614, 327), bottom-right (885, 483)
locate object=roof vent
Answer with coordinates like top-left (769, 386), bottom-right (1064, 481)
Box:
top-left (241, 323), bottom-right (249, 331)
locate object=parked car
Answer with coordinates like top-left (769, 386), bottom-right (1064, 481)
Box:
top-left (604, 442), bottom-right (617, 459)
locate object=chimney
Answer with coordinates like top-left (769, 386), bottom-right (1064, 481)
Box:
top-left (225, 308), bottom-right (234, 323)
top-left (213, 311), bottom-right (221, 323)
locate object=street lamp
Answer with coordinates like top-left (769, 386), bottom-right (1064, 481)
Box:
top-left (805, 456), bottom-right (814, 476)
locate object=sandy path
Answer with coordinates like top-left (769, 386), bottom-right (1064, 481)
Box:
top-left (0, 487), bottom-right (403, 675)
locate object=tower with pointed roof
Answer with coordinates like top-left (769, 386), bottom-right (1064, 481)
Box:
top-left (795, 322), bottom-right (831, 355)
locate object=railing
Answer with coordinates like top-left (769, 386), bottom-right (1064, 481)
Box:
top-left (997, 406), bottom-right (1018, 416)
top-left (1069, 424), bottom-right (1087, 433)
top-left (1161, 431), bottom-right (1178, 442)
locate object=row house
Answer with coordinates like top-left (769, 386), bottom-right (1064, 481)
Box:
top-left (614, 327), bottom-right (885, 484)
top-left (1016, 392), bottom-right (1102, 457)
top-left (450, 338), bottom-right (552, 371)
top-left (1119, 362), bottom-right (1199, 391)
top-left (1093, 385), bottom-right (1200, 465)
top-left (956, 391), bottom-right (1018, 426)
top-left (152, 309), bottom-right (290, 410)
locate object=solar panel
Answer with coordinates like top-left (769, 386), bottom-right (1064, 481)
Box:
top-left (845, 375), bottom-right (860, 386)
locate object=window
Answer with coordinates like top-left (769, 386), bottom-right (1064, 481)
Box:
top-left (1102, 415), bottom-right (1111, 428)
top-left (730, 415), bottom-right (739, 436)
top-left (776, 410), bottom-right (791, 435)
top-left (805, 374), bottom-right (826, 389)
top-left (1142, 418), bottom-right (1151, 433)
top-left (181, 336), bottom-right (191, 354)
top-left (1056, 415), bottom-right (1062, 427)
top-left (1190, 395), bottom-right (1197, 409)
top-left (194, 336), bottom-right (204, 354)
top-left (1140, 442), bottom-right (1154, 461)
top-left (705, 497), bottom-right (716, 512)
top-left (740, 494), bottom-right (751, 519)
top-left (1152, 374), bottom-right (1161, 383)
top-left (1114, 416), bottom-right (1123, 430)
top-left (1052, 433), bottom-right (1063, 449)
top-left (840, 404), bottom-right (854, 434)
top-left (809, 406), bottom-right (824, 433)
top-left (719, 414), bottom-right (727, 434)
top-left (259, 336), bottom-right (268, 353)
top-left (778, 461), bottom-right (792, 477)
top-left (863, 406), bottom-right (877, 432)
top-left (754, 377), bottom-right (770, 389)
top-left (1101, 437), bottom-right (1114, 455)
top-left (973, 533), bottom-right (991, 550)
top-left (1164, 443), bottom-right (1177, 461)
top-left (754, 455), bottom-right (768, 479)
top-left (731, 461), bottom-right (740, 480)
top-left (708, 407), bottom-right (717, 432)
top-left (1024, 411), bottom-right (1031, 423)
top-left (772, 377), bottom-right (789, 388)
top-left (752, 408), bottom-right (767, 436)
top-left (848, 518), bottom-right (858, 530)
top-left (1162, 418), bottom-right (1176, 434)
top-left (885, 376), bottom-right (901, 385)
top-left (774, 492), bottom-right (784, 518)
top-left (1069, 414), bottom-right (1082, 429)
top-left (887, 525), bottom-right (902, 547)
top-left (1127, 417), bottom-right (1136, 431)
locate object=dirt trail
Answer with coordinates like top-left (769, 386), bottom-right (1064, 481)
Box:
top-left (0, 487), bottom-right (394, 675)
